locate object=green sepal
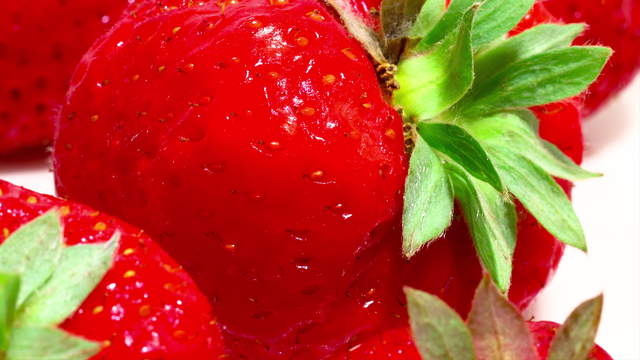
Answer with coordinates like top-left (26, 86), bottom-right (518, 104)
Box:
top-left (17, 233), bottom-right (119, 327)
top-left (402, 136), bottom-right (454, 257)
top-left (0, 274), bottom-right (20, 352)
top-left (418, 122), bottom-right (503, 192)
top-left (405, 287), bottom-right (476, 360)
top-left (465, 112), bottom-right (599, 181)
top-left (395, 7), bottom-right (475, 119)
top-left (467, 276), bottom-right (539, 360)
top-left (548, 295), bottom-right (604, 360)
top-left (0, 210), bottom-right (63, 307)
top-left (381, 0), bottom-right (427, 60)
top-left (5, 327), bottom-right (100, 360)
top-left (487, 147), bottom-right (588, 251)
top-left (408, 0), bottom-right (446, 38)
top-left (445, 163), bottom-right (516, 292)
top-left (475, 23), bottom-right (585, 85)
top-left (470, 0), bottom-right (535, 48)
top-left (417, 0), bottom-right (474, 48)
top-left (324, 0), bottom-right (386, 63)
top-left (457, 46), bottom-right (612, 117)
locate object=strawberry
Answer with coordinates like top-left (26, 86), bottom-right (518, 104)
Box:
top-left (330, 277), bottom-right (612, 360)
top-left (544, 0), bottom-right (640, 115)
top-left (53, 0), bottom-right (609, 358)
top-left (0, 179), bottom-right (223, 359)
top-left (0, 0), bottom-right (132, 156)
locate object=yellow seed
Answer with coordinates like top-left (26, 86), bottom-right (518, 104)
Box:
top-left (132, 74), bottom-right (140, 81)
top-left (385, 128), bottom-right (397, 139)
top-left (123, 248), bottom-right (135, 256)
top-left (164, 283), bottom-right (177, 291)
top-left (268, 71), bottom-right (279, 79)
top-left (173, 330), bottom-right (187, 339)
top-left (362, 103), bottom-right (372, 109)
top-left (26, 196), bottom-right (38, 204)
top-left (247, 19), bottom-right (263, 28)
top-left (90, 115), bottom-right (99, 122)
top-left (225, 244), bottom-right (237, 251)
top-left (139, 305), bottom-right (152, 317)
top-left (322, 74), bottom-right (336, 85)
top-left (102, 340), bottom-right (112, 348)
top-left (172, 26), bottom-right (182, 35)
top-left (2, 228), bottom-right (10, 238)
top-left (0, 188), bottom-right (3, 196)
top-left (90, 211), bottom-right (100, 217)
top-left (124, 270), bottom-right (136, 278)
top-left (306, 10), bottom-right (325, 22)
top-left (301, 107), bottom-right (316, 116)
top-left (341, 48), bottom-right (357, 60)
top-left (158, 65), bottom-right (167, 72)
top-left (268, 141), bottom-right (281, 150)
top-left (295, 36), bottom-right (309, 46)
top-left (270, 0), bottom-right (288, 5)
top-left (310, 170), bottom-right (324, 180)
top-left (60, 205), bottom-right (70, 216)
top-left (94, 222), bottom-right (107, 231)
top-left (92, 305), bottom-right (104, 315)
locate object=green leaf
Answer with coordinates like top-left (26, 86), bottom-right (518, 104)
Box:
top-left (0, 274), bottom-right (20, 352)
top-left (324, 0), bottom-right (386, 63)
top-left (6, 327), bottom-right (100, 360)
top-left (445, 163), bottom-right (516, 291)
top-left (418, 123), bottom-right (503, 192)
top-left (0, 210), bottom-right (64, 306)
top-left (471, 0), bottom-right (535, 48)
top-left (408, 0), bottom-right (446, 38)
top-left (395, 7), bottom-right (475, 119)
top-left (405, 287), bottom-right (476, 360)
top-left (418, 0), bottom-right (474, 48)
top-left (475, 23), bottom-right (585, 85)
top-left (458, 46), bottom-right (612, 117)
top-left (465, 112), bottom-right (599, 181)
top-left (403, 136), bottom-right (454, 257)
top-left (487, 147), bottom-right (587, 251)
top-left (17, 233), bottom-right (119, 327)
top-left (548, 295), bottom-right (604, 360)
top-left (467, 276), bottom-right (538, 360)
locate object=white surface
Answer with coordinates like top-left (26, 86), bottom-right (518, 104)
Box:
top-left (1, 78), bottom-right (639, 358)
top-left (528, 76), bottom-right (640, 359)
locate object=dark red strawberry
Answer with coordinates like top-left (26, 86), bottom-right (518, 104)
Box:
top-left (0, 179), bottom-right (223, 359)
top-left (0, 0), bottom-right (132, 155)
top-left (53, 0), bottom-right (609, 358)
top-left (330, 278), bottom-right (612, 360)
top-left (544, 0), bottom-right (640, 115)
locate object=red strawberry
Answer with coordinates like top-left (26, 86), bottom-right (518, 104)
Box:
top-left (544, 0), bottom-right (640, 115)
top-left (330, 278), bottom-right (612, 360)
top-left (0, 179), bottom-right (223, 359)
top-left (53, 0), bottom-right (609, 358)
top-left (0, 0), bottom-right (132, 156)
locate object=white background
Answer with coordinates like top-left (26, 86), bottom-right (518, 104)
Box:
top-left (1, 77), bottom-right (639, 359)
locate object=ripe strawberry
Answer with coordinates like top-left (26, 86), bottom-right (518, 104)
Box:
top-left (544, 0), bottom-right (640, 115)
top-left (0, 179), bottom-right (223, 359)
top-left (330, 278), bottom-right (612, 360)
top-left (53, 0), bottom-right (609, 358)
top-left (0, 0), bottom-right (132, 155)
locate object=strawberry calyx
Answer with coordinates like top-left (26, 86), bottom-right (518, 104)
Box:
top-left (327, 0), bottom-right (611, 291)
top-left (0, 210), bottom-right (118, 360)
top-left (405, 275), bottom-right (604, 359)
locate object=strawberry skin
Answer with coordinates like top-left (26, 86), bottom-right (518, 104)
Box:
top-left (328, 322), bottom-right (613, 360)
top-left (0, 0), bottom-right (131, 155)
top-left (55, 1), bottom-right (407, 357)
top-left (0, 179), bottom-right (224, 359)
top-left (54, 0), bottom-right (587, 358)
top-left (544, 0), bottom-right (640, 115)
